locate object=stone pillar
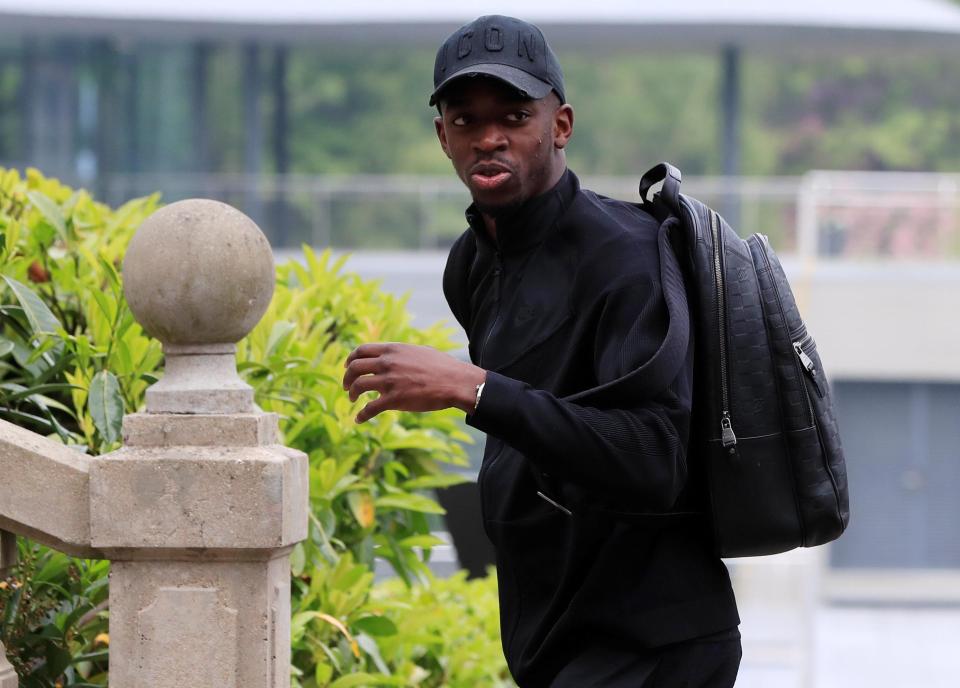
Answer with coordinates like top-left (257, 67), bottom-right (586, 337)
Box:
top-left (0, 530), bottom-right (17, 687)
top-left (89, 199), bottom-right (308, 688)
top-left (0, 645), bottom-right (14, 688)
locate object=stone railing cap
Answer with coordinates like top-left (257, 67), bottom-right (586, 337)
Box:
top-left (123, 199), bottom-right (274, 346)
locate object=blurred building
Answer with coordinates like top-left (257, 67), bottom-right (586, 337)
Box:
top-left (3, 1), bottom-right (960, 238)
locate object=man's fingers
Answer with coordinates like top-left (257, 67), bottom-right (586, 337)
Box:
top-left (342, 357), bottom-right (383, 390)
top-left (347, 374), bottom-right (385, 403)
top-left (356, 396), bottom-right (389, 424)
top-left (344, 342), bottom-right (392, 367)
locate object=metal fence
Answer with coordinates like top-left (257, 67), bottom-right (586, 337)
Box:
top-left (94, 170), bottom-right (960, 261)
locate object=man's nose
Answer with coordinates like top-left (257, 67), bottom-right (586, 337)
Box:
top-left (472, 123), bottom-right (508, 152)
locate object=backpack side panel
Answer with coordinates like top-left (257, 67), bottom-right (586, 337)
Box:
top-left (748, 235), bottom-right (850, 545)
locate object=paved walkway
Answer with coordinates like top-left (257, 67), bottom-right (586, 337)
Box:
top-left (390, 537), bottom-right (960, 687)
top-left (737, 604), bottom-right (960, 687)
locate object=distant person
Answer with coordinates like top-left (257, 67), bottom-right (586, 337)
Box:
top-left (343, 15), bottom-right (741, 687)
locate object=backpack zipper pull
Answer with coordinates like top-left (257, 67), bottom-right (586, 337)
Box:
top-left (720, 411), bottom-right (737, 449)
top-left (793, 341), bottom-right (815, 372)
top-left (793, 341), bottom-right (824, 397)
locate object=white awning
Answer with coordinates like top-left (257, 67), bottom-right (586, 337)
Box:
top-left (2, 0), bottom-right (960, 53)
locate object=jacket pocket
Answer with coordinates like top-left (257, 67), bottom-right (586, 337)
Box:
top-left (486, 508), bottom-right (573, 666)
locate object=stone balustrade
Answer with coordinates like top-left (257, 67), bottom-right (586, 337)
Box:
top-left (1, 530), bottom-right (15, 687)
top-left (0, 199), bottom-right (309, 687)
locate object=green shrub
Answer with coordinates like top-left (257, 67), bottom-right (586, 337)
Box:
top-left (1, 167), bottom-right (151, 687)
top-left (373, 571), bottom-right (515, 688)
top-left (0, 167), bottom-right (509, 687)
top-left (0, 544), bottom-right (109, 687)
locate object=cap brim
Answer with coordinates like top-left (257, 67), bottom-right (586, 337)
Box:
top-left (429, 63), bottom-right (553, 106)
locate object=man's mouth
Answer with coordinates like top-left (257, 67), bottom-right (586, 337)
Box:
top-left (470, 163), bottom-right (514, 191)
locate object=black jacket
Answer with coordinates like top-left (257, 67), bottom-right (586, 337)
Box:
top-left (443, 169), bottom-right (739, 687)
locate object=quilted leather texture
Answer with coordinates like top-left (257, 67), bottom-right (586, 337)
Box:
top-left (673, 195), bottom-right (850, 556)
top-left (722, 238), bottom-right (781, 438)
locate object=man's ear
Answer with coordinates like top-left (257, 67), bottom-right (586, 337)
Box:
top-left (553, 104), bottom-right (574, 150)
top-left (435, 116), bottom-right (452, 159)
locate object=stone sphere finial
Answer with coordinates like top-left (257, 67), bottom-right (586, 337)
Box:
top-left (123, 199), bottom-right (274, 348)
top-left (123, 200), bottom-right (274, 415)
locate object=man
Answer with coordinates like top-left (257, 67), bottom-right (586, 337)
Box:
top-left (343, 15), bottom-right (741, 687)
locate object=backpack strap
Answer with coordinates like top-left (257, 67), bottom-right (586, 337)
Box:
top-left (540, 163), bottom-right (707, 523)
top-left (562, 214), bottom-right (690, 407)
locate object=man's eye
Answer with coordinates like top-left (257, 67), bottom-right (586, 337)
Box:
top-left (506, 112), bottom-right (530, 122)
top-left (452, 115), bottom-right (469, 126)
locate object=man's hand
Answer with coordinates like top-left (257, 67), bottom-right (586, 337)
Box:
top-left (342, 342), bottom-right (487, 423)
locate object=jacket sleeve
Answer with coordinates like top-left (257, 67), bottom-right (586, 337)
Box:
top-left (466, 276), bottom-right (692, 511)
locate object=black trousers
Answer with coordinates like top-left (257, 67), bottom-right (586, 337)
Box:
top-left (549, 627), bottom-right (742, 688)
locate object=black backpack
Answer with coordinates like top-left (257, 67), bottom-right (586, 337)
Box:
top-left (638, 162), bottom-right (850, 557)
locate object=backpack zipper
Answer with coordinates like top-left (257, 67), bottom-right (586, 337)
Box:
top-left (711, 210), bottom-right (737, 451)
top-left (793, 337), bottom-right (824, 398)
top-left (755, 235), bottom-right (815, 428)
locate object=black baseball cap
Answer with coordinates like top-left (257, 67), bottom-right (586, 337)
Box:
top-left (429, 15), bottom-right (565, 107)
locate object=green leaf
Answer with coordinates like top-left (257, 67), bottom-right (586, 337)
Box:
top-left (353, 616), bottom-right (398, 637)
top-left (401, 473), bottom-right (470, 490)
top-left (356, 632), bottom-right (391, 674)
top-left (380, 427), bottom-right (452, 452)
top-left (90, 288), bottom-right (116, 324)
top-left (2, 579), bottom-right (23, 627)
top-left (290, 611), bottom-right (319, 641)
top-left (397, 534), bottom-right (446, 549)
top-left (346, 491), bottom-right (375, 529)
top-left (0, 338), bottom-right (13, 357)
top-left (3, 216), bottom-right (20, 254)
top-left (0, 383), bottom-right (80, 401)
top-left (25, 334), bottom-right (59, 364)
top-left (88, 370), bottom-right (123, 445)
top-left (0, 408), bottom-right (58, 434)
top-left (381, 460), bottom-right (410, 484)
top-left (290, 543), bottom-right (306, 577)
top-left (97, 253), bottom-right (121, 290)
top-left (316, 458), bottom-right (338, 494)
top-left (314, 662), bottom-right (333, 686)
top-left (375, 493), bottom-right (446, 515)
top-left (266, 320), bottom-right (297, 357)
top-left (7, 333), bottom-right (45, 377)
top-left (2, 275), bottom-right (62, 335)
top-left (26, 190), bottom-right (67, 240)
top-left (329, 672), bottom-right (404, 688)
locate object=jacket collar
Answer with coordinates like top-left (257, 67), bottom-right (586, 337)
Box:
top-left (465, 168), bottom-right (579, 256)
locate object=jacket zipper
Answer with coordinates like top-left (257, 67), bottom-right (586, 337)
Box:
top-left (711, 210), bottom-right (737, 451)
top-left (476, 252), bottom-right (503, 534)
top-left (478, 252), bottom-right (502, 366)
top-left (476, 250), bottom-right (574, 517)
